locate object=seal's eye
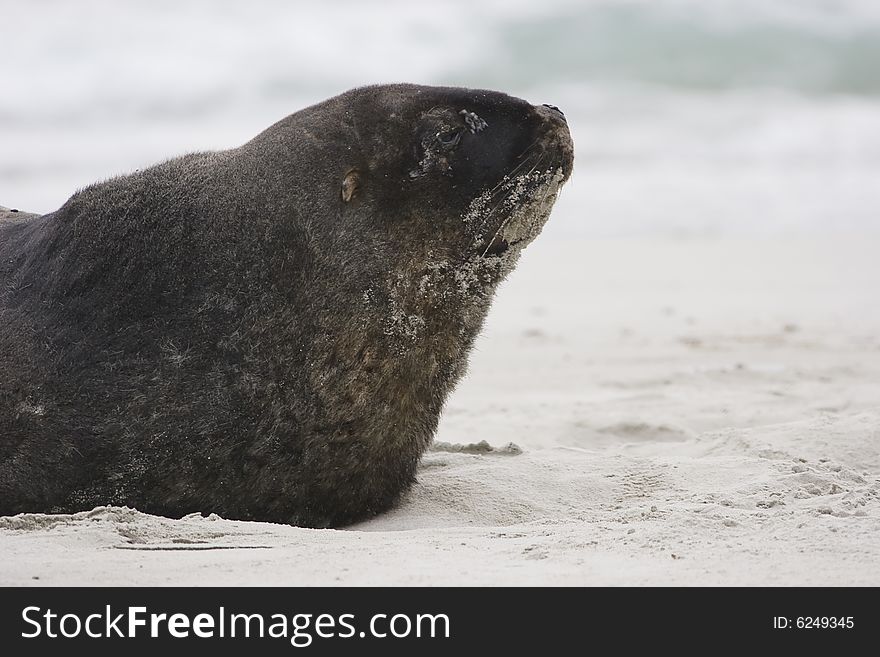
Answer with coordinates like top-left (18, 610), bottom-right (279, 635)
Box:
top-left (435, 129), bottom-right (463, 149)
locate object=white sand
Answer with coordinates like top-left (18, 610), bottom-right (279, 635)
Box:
top-left (2, 237), bottom-right (879, 586)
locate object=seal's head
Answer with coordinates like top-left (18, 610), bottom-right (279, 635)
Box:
top-left (274, 84), bottom-right (573, 300)
top-left (337, 85), bottom-right (573, 273)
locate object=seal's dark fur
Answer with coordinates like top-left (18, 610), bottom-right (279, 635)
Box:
top-left (0, 84), bottom-right (573, 526)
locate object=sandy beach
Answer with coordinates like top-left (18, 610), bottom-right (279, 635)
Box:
top-left (2, 236), bottom-right (877, 586)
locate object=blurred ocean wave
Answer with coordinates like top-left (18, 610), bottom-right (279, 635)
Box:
top-left (489, 1), bottom-right (880, 95)
top-left (2, 0), bottom-right (879, 236)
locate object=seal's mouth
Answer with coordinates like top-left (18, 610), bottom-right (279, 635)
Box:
top-left (483, 235), bottom-right (523, 258)
top-left (484, 236), bottom-right (509, 257)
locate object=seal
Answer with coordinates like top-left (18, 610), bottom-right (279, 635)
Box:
top-left (0, 84), bottom-right (573, 527)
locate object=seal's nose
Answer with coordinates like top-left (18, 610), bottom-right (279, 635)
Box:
top-left (542, 104), bottom-right (565, 120)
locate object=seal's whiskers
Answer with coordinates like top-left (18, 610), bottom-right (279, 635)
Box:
top-left (480, 154), bottom-right (547, 257)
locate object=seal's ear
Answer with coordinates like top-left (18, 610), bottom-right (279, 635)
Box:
top-left (341, 169), bottom-right (361, 203)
